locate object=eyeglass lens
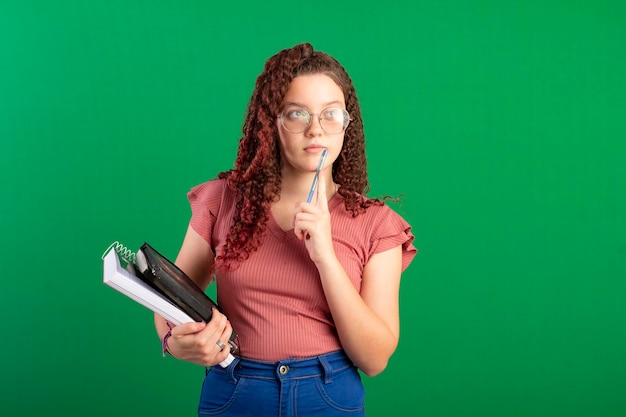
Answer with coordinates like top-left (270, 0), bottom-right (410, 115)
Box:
top-left (281, 107), bottom-right (349, 134)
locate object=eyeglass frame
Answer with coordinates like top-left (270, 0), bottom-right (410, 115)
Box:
top-left (277, 106), bottom-right (352, 134)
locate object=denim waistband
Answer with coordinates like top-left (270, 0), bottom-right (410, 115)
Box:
top-left (213, 350), bottom-right (355, 384)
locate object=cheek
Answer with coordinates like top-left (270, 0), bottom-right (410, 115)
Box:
top-left (276, 123), bottom-right (290, 153)
top-left (276, 128), bottom-right (300, 163)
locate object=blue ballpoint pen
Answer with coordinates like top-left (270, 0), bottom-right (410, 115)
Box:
top-left (306, 148), bottom-right (328, 203)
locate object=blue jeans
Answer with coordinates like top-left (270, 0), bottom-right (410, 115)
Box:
top-left (198, 350), bottom-right (365, 416)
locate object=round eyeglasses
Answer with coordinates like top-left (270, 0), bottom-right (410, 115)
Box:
top-left (279, 106), bottom-right (351, 134)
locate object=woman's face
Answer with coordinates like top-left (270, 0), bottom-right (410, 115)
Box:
top-left (276, 74), bottom-right (346, 177)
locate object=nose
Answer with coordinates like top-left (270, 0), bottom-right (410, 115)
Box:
top-left (305, 114), bottom-right (324, 136)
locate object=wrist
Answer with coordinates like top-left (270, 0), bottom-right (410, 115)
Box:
top-left (161, 322), bottom-right (176, 358)
top-left (314, 252), bottom-right (341, 272)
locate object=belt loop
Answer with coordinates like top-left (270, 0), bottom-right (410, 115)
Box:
top-left (318, 354), bottom-right (333, 384)
top-left (227, 356), bottom-right (241, 384)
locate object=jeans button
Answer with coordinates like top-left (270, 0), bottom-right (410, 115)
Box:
top-left (279, 365), bottom-right (289, 375)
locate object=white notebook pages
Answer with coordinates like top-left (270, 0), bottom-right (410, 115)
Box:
top-left (103, 249), bottom-right (195, 325)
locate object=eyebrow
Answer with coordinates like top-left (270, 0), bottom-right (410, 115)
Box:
top-left (283, 100), bottom-right (345, 109)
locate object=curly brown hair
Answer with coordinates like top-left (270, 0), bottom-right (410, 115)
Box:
top-left (216, 43), bottom-right (383, 270)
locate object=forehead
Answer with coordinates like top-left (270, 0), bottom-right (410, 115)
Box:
top-left (283, 74), bottom-right (345, 106)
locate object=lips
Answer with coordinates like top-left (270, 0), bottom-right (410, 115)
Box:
top-left (304, 145), bottom-right (325, 153)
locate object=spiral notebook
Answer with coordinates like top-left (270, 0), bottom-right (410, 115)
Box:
top-left (102, 241), bottom-right (237, 366)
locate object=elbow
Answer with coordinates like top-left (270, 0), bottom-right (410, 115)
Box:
top-left (355, 340), bottom-right (398, 376)
top-left (358, 357), bottom-right (390, 377)
top-left (347, 329), bottom-right (399, 376)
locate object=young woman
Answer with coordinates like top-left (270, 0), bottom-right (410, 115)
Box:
top-left (155, 43), bottom-right (417, 416)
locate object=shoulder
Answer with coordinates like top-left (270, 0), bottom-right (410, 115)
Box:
top-left (188, 178), bottom-right (227, 201)
top-left (332, 192), bottom-right (407, 226)
top-left (331, 193), bottom-right (417, 271)
top-left (186, 178), bottom-right (238, 246)
top-left (188, 178), bottom-right (238, 207)
top-left (360, 201), bottom-right (411, 236)
top-left (187, 178), bottom-right (238, 222)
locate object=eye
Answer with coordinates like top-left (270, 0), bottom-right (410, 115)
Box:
top-left (285, 108), bottom-right (309, 121)
top-left (322, 108), bottom-right (345, 122)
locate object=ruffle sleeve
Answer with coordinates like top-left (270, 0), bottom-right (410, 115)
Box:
top-left (187, 179), bottom-right (226, 246)
top-left (369, 205), bottom-right (417, 272)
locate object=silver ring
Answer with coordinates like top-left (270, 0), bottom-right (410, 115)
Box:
top-left (216, 340), bottom-right (225, 350)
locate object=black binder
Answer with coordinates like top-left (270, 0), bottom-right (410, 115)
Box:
top-left (135, 242), bottom-right (237, 352)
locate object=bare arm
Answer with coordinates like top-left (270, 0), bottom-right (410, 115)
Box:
top-left (154, 225), bottom-right (233, 366)
top-left (293, 172), bottom-right (404, 376)
top-left (315, 246), bottom-right (402, 376)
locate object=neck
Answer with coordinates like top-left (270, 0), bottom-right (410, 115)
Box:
top-left (279, 168), bottom-right (336, 203)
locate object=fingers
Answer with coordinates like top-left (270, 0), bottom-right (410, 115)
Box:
top-left (293, 208), bottom-right (319, 241)
top-left (170, 320), bottom-right (207, 337)
top-left (293, 167), bottom-right (333, 244)
top-left (316, 170), bottom-right (329, 210)
top-left (168, 309), bottom-right (233, 366)
top-left (213, 317), bottom-right (235, 363)
top-left (215, 321), bottom-right (234, 350)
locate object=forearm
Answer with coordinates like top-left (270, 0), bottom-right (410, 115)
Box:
top-left (316, 257), bottom-right (399, 376)
top-left (154, 313), bottom-right (170, 340)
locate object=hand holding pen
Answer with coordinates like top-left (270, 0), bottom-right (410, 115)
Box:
top-left (294, 149), bottom-right (335, 261)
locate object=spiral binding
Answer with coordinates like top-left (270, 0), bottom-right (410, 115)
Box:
top-left (101, 241), bottom-right (137, 265)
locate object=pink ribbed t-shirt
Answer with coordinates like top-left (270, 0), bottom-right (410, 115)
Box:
top-left (188, 179), bottom-right (416, 361)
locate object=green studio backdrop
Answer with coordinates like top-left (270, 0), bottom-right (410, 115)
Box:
top-left (1, 1), bottom-right (624, 416)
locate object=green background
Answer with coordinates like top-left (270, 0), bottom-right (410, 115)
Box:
top-left (1, 1), bottom-right (624, 416)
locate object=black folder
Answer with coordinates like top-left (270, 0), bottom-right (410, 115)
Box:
top-left (135, 242), bottom-right (237, 352)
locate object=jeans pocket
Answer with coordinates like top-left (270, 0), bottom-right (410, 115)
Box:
top-left (198, 368), bottom-right (247, 416)
top-left (314, 366), bottom-right (365, 413)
